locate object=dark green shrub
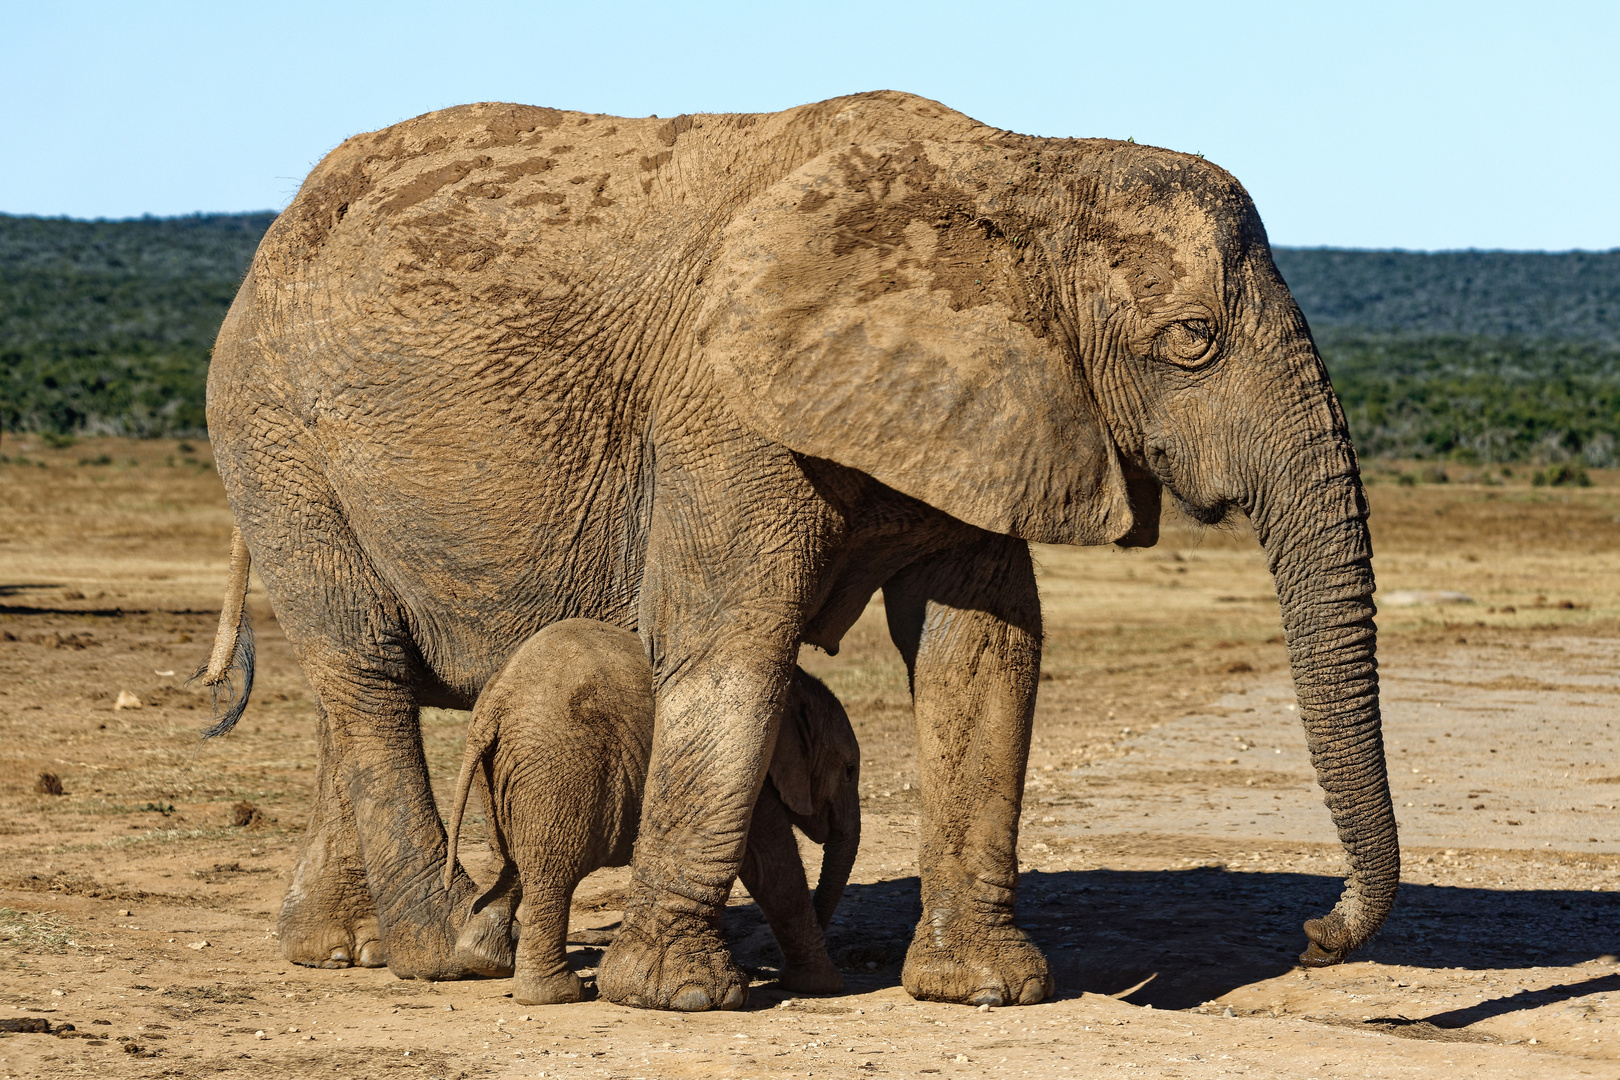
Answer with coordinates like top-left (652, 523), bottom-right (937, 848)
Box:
top-left (1532, 463), bottom-right (1591, 487)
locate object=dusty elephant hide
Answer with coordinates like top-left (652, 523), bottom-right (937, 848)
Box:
top-left (204, 89), bottom-right (1395, 1010)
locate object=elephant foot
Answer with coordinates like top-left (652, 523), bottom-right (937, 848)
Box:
top-left (779, 954), bottom-right (844, 995)
top-left (597, 920), bottom-right (749, 1012)
top-left (453, 899), bottom-right (518, 978)
top-left (281, 913), bottom-right (387, 970)
top-left (371, 869), bottom-right (495, 981)
top-left (278, 832), bottom-right (387, 970)
top-left (514, 966), bottom-right (585, 1006)
top-left (280, 850), bottom-right (490, 980)
top-left (901, 916), bottom-right (1052, 1007)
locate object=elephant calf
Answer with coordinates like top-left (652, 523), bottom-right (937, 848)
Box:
top-left (446, 619), bottom-right (861, 1005)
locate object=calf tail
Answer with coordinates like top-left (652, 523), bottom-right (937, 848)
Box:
top-left (446, 712), bottom-right (500, 892)
top-left (191, 525), bottom-right (255, 738)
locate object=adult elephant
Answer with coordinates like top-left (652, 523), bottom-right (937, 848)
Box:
top-left (205, 90), bottom-right (1396, 1010)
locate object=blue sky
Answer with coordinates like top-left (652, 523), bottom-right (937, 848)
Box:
top-left (3, 1), bottom-right (1615, 250)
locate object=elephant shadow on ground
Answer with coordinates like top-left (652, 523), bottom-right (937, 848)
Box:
top-left (717, 868), bottom-right (1620, 1018)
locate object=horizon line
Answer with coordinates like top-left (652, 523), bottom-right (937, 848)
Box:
top-left (2, 210), bottom-right (1616, 257)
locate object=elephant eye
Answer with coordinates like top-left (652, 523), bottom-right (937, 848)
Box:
top-left (844, 762), bottom-right (858, 782)
top-left (1157, 318), bottom-right (1216, 367)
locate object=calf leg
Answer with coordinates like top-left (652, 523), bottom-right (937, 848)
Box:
top-left (740, 785), bottom-right (843, 993)
top-left (512, 879), bottom-right (585, 1005)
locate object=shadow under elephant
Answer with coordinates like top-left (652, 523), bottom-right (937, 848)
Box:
top-left (702, 867), bottom-right (1620, 1022)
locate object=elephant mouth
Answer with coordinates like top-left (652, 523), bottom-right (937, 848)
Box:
top-left (1137, 439), bottom-right (1233, 529)
top-left (1166, 487), bottom-right (1236, 529)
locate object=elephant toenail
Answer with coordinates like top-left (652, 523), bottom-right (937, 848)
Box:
top-left (970, 989), bottom-right (1004, 1007)
top-left (329, 947), bottom-right (351, 964)
top-left (720, 984), bottom-right (749, 1011)
top-left (670, 986), bottom-right (713, 1012)
top-left (1018, 977), bottom-right (1048, 1006)
top-left (357, 941), bottom-right (386, 967)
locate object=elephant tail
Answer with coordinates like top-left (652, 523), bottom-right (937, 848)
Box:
top-left (445, 710), bottom-right (500, 892)
top-left (189, 525), bottom-right (255, 739)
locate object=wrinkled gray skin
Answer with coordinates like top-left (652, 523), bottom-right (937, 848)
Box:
top-left (205, 90), bottom-right (1396, 1011)
top-left (444, 620), bottom-right (859, 1006)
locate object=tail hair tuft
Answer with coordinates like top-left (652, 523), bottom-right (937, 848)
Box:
top-left (190, 612), bottom-right (255, 738)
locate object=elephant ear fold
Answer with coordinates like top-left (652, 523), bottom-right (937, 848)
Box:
top-left (697, 141), bottom-right (1134, 546)
top-left (768, 698), bottom-right (816, 819)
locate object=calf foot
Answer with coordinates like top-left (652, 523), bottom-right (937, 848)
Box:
top-left (514, 966), bottom-right (585, 1006)
top-left (902, 913), bottom-right (1052, 1006)
top-left (779, 952), bottom-right (844, 995)
top-left (597, 919), bottom-right (749, 1011)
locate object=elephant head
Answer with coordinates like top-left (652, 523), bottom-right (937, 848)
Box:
top-left (769, 671), bottom-right (862, 929)
top-left (701, 138), bottom-right (1395, 965)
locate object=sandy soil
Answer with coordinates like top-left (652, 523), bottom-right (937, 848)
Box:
top-left (1, 437), bottom-right (1618, 1079)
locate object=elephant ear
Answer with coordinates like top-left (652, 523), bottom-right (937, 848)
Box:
top-left (697, 141), bottom-right (1134, 546)
top-left (768, 697), bottom-right (816, 819)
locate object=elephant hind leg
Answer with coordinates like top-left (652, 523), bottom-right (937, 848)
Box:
top-left (279, 657), bottom-right (483, 979)
top-left (239, 461), bottom-right (500, 980)
top-left (454, 780), bottom-right (522, 978)
top-left (278, 705), bottom-right (384, 969)
top-left (512, 881), bottom-right (585, 1006)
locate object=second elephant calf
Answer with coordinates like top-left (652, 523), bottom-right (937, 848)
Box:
top-left (446, 618), bottom-right (861, 1006)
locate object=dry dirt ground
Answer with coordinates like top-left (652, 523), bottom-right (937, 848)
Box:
top-left (1, 438), bottom-right (1618, 1080)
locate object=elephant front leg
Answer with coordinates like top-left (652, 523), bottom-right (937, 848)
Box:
top-left (885, 535), bottom-right (1052, 1007)
top-left (596, 640), bottom-right (796, 1012)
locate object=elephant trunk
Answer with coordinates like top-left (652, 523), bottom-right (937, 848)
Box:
top-left (812, 784), bottom-right (861, 929)
top-left (1249, 430), bottom-right (1398, 966)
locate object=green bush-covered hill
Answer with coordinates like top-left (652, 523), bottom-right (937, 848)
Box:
top-left (1272, 248), bottom-right (1620, 343)
top-left (0, 213), bottom-right (272, 436)
top-left (2, 212), bottom-right (1617, 461)
top-left (1271, 248), bottom-right (1620, 464)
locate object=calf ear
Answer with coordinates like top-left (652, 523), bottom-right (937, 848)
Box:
top-left (697, 141), bottom-right (1133, 547)
top-left (768, 701), bottom-right (816, 819)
